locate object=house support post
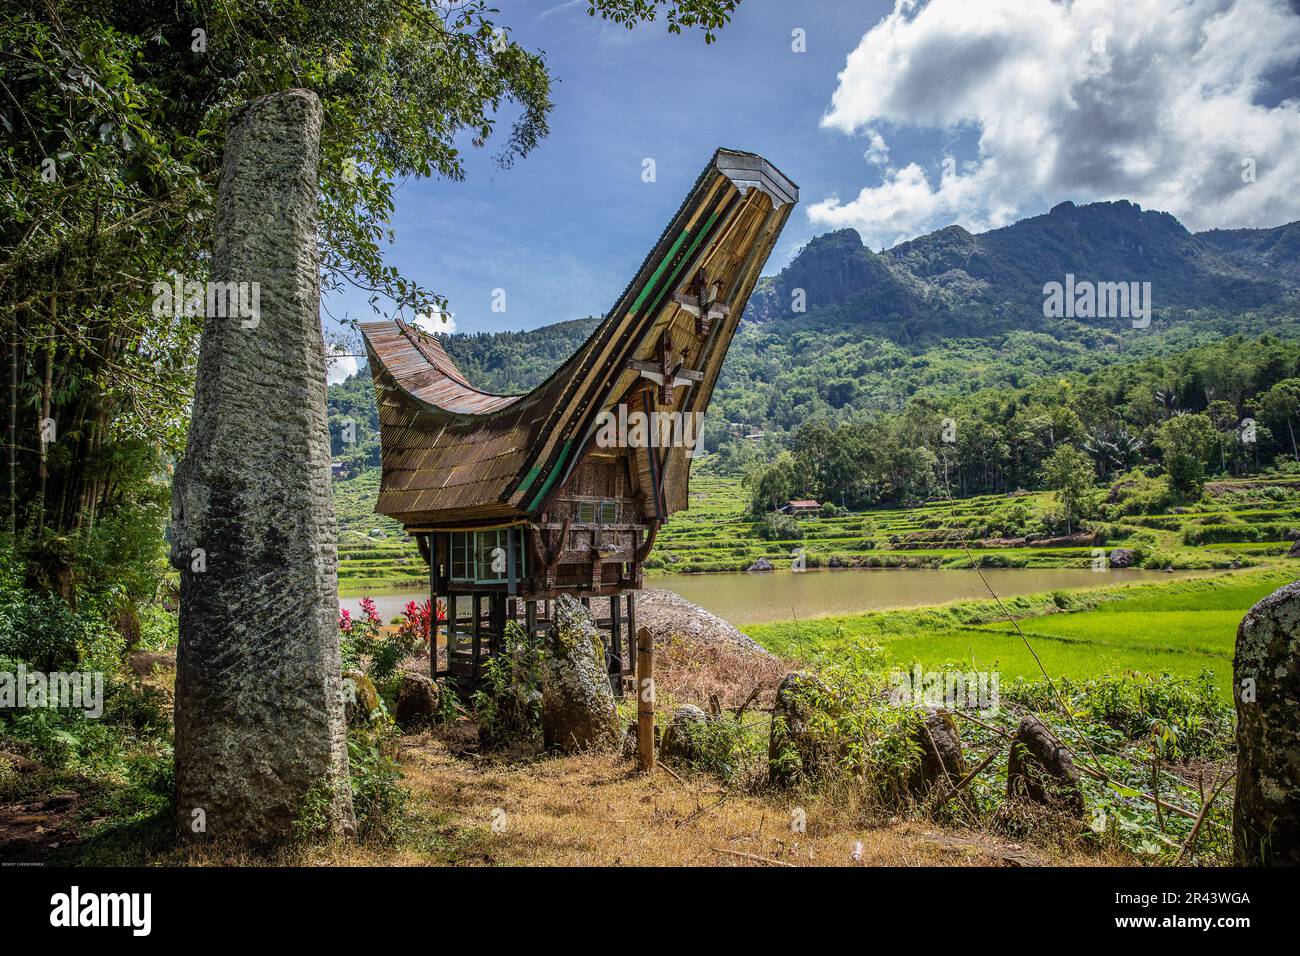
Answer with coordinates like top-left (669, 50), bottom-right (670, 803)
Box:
top-left (637, 626), bottom-right (655, 773)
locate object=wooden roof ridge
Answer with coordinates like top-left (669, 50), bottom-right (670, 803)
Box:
top-left (362, 149), bottom-right (799, 423)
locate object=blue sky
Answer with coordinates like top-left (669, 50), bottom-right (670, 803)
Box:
top-left (324, 0), bottom-right (904, 339)
top-left (323, 0), bottom-right (1300, 356)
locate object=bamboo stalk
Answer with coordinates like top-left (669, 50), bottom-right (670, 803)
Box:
top-left (1172, 770), bottom-right (1236, 866)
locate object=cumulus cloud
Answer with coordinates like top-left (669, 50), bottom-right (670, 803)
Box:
top-left (326, 344), bottom-right (358, 386)
top-left (862, 129), bottom-right (891, 166)
top-left (811, 0), bottom-right (1300, 248)
top-left (412, 310), bottom-right (457, 335)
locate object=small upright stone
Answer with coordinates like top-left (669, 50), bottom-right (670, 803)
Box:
top-left (541, 596), bottom-right (620, 752)
top-left (395, 673), bottom-right (440, 731)
top-left (343, 671), bottom-right (379, 727)
top-left (659, 704), bottom-right (713, 765)
top-left (908, 711), bottom-right (968, 801)
top-left (1006, 715), bottom-right (1084, 816)
top-left (1233, 581), bottom-right (1300, 866)
top-left (768, 672), bottom-right (834, 787)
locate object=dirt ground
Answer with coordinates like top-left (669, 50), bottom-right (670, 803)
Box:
top-left (1, 722), bottom-right (1130, 866)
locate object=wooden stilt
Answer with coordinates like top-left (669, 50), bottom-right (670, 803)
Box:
top-left (472, 594), bottom-right (482, 680)
top-left (637, 626), bottom-right (654, 773)
top-left (491, 593), bottom-right (505, 655)
top-left (449, 598), bottom-right (460, 681)
top-left (609, 593), bottom-right (623, 695)
top-left (627, 592), bottom-right (637, 677)
top-left (434, 538), bottom-right (444, 681)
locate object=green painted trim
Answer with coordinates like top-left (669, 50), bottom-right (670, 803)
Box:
top-left (515, 465), bottom-right (542, 498)
top-left (669, 212), bottom-right (717, 288)
top-left (524, 209), bottom-right (723, 516)
top-left (632, 229), bottom-right (690, 313)
top-left (527, 438), bottom-right (574, 511)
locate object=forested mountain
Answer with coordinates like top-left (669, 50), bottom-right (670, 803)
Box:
top-left (332, 201), bottom-right (1300, 486)
top-left (398, 202), bottom-right (1300, 460)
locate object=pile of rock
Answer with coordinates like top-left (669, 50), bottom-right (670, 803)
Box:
top-left (633, 588), bottom-right (772, 656)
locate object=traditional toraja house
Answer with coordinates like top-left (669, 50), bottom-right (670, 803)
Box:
top-left (361, 149), bottom-right (797, 690)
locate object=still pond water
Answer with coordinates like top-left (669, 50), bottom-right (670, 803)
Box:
top-left (340, 567), bottom-right (1184, 628)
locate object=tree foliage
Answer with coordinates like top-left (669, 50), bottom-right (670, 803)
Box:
top-left (0, 0), bottom-right (738, 587)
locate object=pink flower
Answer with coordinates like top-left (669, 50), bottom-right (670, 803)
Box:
top-left (360, 596), bottom-right (381, 625)
top-left (338, 608), bottom-right (354, 633)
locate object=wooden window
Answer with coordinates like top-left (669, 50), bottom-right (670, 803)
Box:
top-left (475, 530), bottom-right (499, 580)
top-left (451, 532), bottom-right (470, 580)
top-left (449, 529), bottom-right (525, 583)
top-left (599, 501), bottom-right (618, 524)
top-left (576, 501), bottom-right (596, 523)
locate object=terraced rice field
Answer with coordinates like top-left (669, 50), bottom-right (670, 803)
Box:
top-left (651, 473), bottom-right (1300, 574)
top-left (335, 468), bottom-right (1300, 592)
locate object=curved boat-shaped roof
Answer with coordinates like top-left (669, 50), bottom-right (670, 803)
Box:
top-left (361, 321), bottom-right (521, 416)
top-left (362, 148), bottom-right (797, 530)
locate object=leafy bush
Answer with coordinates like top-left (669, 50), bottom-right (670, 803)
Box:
top-left (474, 622), bottom-right (544, 753)
top-left (340, 597), bottom-right (441, 688)
top-left (670, 714), bottom-right (765, 784)
top-left (769, 642), bottom-right (921, 808)
top-left (1102, 470), bottom-right (1176, 517)
top-left (757, 512), bottom-right (803, 541)
top-left (348, 723), bottom-right (408, 844)
top-left (0, 550), bottom-right (121, 673)
top-left (1005, 670), bottom-right (1232, 758)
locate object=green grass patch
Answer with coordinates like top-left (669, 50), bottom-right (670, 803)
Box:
top-left (744, 567), bottom-right (1294, 699)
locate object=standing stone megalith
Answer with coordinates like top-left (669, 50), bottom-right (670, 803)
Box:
top-left (170, 89), bottom-right (354, 844)
top-left (541, 596), bottom-right (620, 752)
top-left (1233, 581), bottom-right (1300, 865)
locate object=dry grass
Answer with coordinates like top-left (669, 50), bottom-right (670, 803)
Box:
top-left (21, 631), bottom-right (1128, 868)
top-left (653, 634), bottom-right (790, 711)
top-left (363, 730), bottom-right (1126, 867)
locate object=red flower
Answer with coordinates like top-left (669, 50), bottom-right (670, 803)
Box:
top-left (400, 599), bottom-right (436, 644)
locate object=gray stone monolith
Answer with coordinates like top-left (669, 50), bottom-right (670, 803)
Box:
top-left (170, 89), bottom-right (353, 844)
top-left (1234, 582), bottom-right (1300, 865)
top-left (542, 596), bottom-right (620, 752)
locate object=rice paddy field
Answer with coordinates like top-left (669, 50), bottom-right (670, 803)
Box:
top-left (651, 473), bottom-right (1300, 574)
top-left (744, 568), bottom-right (1296, 700)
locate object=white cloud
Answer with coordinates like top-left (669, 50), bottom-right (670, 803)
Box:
top-left (812, 0), bottom-right (1300, 248)
top-left (862, 129), bottom-right (890, 167)
top-left (326, 344), bottom-right (358, 386)
top-left (412, 311), bottom-right (457, 336)
top-left (539, 0), bottom-right (584, 19)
